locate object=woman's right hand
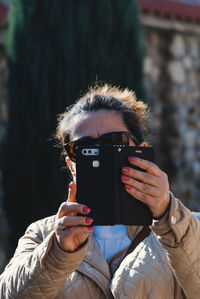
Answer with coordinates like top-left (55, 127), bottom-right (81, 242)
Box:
top-left (55, 182), bottom-right (94, 252)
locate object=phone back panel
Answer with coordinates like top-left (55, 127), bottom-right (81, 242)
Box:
top-left (115, 146), bottom-right (154, 225)
top-left (76, 145), bottom-right (154, 225)
top-left (76, 146), bottom-right (115, 224)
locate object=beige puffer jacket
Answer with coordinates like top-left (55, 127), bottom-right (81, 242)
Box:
top-left (0, 193), bottom-right (200, 299)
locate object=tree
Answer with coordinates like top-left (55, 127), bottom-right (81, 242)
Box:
top-left (3, 0), bottom-right (144, 255)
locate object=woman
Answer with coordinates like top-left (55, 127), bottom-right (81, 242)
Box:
top-left (0, 84), bottom-right (200, 298)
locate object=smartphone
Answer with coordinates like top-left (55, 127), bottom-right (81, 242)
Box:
top-left (76, 145), bottom-right (154, 225)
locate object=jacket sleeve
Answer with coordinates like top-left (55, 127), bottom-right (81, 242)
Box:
top-left (151, 193), bottom-right (200, 299)
top-left (0, 219), bottom-right (88, 299)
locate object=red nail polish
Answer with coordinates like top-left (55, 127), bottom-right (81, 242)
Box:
top-left (83, 206), bottom-right (91, 213)
top-left (122, 175), bottom-right (129, 181)
top-left (69, 182), bottom-right (73, 189)
top-left (86, 217), bottom-right (93, 224)
top-left (122, 167), bottom-right (130, 173)
top-left (88, 226), bottom-right (94, 231)
top-left (125, 184), bottom-right (132, 190)
top-left (128, 156), bottom-right (136, 162)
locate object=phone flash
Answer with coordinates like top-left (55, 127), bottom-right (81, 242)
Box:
top-left (93, 160), bottom-right (100, 168)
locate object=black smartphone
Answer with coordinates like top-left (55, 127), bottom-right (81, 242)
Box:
top-left (76, 145), bottom-right (154, 226)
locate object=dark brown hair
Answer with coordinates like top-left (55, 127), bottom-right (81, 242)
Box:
top-left (56, 84), bottom-right (149, 148)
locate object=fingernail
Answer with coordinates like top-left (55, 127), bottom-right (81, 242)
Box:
top-left (83, 206), bottom-right (91, 213)
top-left (125, 184), bottom-right (132, 190)
top-left (128, 156), bottom-right (137, 162)
top-left (86, 217), bottom-right (93, 224)
top-left (88, 226), bottom-right (94, 231)
top-left (69, 182), bottom-right (73, 189)
top-left (122, 167), bottom-right (130, 173)
top-left (121, 175), bottom-right (129, 181)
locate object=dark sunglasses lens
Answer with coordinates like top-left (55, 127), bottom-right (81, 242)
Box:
top-left (78, 137), bottom-right (95, 146)
top-left (113, 132), bottom-right (129, 145)
top-left (65, 132), bottom-right (132, 162)
top-left (121, 133), bottom-right (130, 145)
top-left (65, 137), bottom-right (95, 161)
top-left (100, 132), bottom-right (130, 145)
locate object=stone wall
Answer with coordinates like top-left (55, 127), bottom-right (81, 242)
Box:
top-left (0, 27), bottom-right (8, 272)
top-left (142, 15), bottom-right (200, 210)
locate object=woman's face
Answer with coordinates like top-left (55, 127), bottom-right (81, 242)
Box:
top-left (66, 110), bottom-right (143, 177)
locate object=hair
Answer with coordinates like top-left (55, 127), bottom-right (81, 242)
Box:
top-left (56, 83), bottom-right (149, 149)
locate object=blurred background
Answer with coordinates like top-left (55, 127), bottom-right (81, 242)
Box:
top-left (0, 0), bottom-right (200, 272)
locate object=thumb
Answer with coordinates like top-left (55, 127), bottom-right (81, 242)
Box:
top-left (67, 181), bottom-right (77, 203)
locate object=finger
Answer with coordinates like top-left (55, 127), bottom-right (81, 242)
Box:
top-left (58, 202), bottom-right (91, 218)
top-left (125, 184), bottom-right (155, 205)
top-left (58, 215), bottom-right (93, 227)
top-left (67, 181), bottom-right (77, 203)
top-left (121, 175), bottom-right (159, 197)
top-left (122, 167), bottom-right (158, 186)
top-left (128, 157), bottom-right (160, 176)
top-left (67, 182), bottom-right (77, 216)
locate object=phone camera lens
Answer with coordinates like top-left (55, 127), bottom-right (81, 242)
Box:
top-left (88, 150), bottom-right (91, 154)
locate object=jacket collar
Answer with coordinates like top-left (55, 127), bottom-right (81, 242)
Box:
top-left (77, 225), bottom-right (144, 298)
top-left (127, 225), bottom-right (143, 239)
top-left (78, 225), bottom-right (143, 279)
top-left (79, 233), bottom-right (110, 279)
top-left (77, 233), bottom-right (113, 298)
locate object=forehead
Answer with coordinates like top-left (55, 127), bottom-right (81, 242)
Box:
top-left (70, 110), bottom-right (128, 140)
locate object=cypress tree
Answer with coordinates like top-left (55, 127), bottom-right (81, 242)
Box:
top-left (3, 0), bottom-right (144, 255)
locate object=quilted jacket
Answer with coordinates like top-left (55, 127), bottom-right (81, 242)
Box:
top-left (0, 193), bottom-right (200, 299)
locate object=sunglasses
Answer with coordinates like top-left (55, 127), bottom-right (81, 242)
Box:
top-left (64, 131), bottom-right (139, 162)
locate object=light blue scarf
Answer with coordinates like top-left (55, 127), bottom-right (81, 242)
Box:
top-left (93, 225), bottom-right (132, 261)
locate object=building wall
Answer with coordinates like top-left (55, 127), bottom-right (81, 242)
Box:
top-left (142, 15), bottom-right (200, 210)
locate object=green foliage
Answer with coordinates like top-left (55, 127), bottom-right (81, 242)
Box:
top-left (3, 0), bottom-right (145, 254)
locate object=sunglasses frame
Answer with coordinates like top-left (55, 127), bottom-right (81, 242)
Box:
top-left (64, 131), bottom-right (139, 162)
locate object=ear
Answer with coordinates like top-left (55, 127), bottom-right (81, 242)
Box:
top-left (140, 141), bottom-right (148, 147)
top-left (65, 157), bottom-right (76, 177)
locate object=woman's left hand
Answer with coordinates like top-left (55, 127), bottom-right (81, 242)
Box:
top-left (121, 156), bottom-right (170, 219)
